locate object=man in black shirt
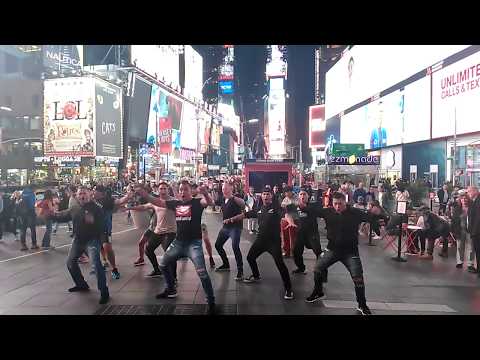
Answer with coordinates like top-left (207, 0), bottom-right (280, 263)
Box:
top-left (243, 187), bottom-right (294, 300)
top-left (63, 187), bottom-right (111, 305)
top-left (215, 182), bottom-right (246, 280)
top-left (306, 192), bottom-right (384, 315)
top-left (135, 180), bottom-right (217, 315)
top-left (286, 190), bottom-right (326, 279)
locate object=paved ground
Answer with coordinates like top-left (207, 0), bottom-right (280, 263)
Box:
top-left (0, 209), bottom-right (479, 315)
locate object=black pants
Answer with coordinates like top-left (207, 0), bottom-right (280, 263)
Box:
top-left (418, 229), bottom-right (448, 255)
top-left (471, 235), bottom-right (480, 270)
top-left (145, 232), bottom-right (176, 277)
top-left (247, 238), bottom-right (292, 291)
top-left (20, 214), bottom-right (37, 246)
top-left (293, 230), bottom-right (322, 270)
top-left (313, 249), bottom-right (366, 306)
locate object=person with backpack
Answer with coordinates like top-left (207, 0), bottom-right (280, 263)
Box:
top-left (19, 186), bottom-right (38, 251)
top-left (37, 189), bottom-right (55, 249)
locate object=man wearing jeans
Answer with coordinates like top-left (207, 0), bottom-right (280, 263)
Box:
top-left (215, 182), bottom-right (246, 281)
top-left (135, 181), bottom-right (216, 315)
top-left (63, 187), bottom-right (111, 305)
top-left (306, 192), bottom-right (384, 315)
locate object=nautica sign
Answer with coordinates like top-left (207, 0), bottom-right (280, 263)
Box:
top-left (46, 50), bottom-right (80, 67)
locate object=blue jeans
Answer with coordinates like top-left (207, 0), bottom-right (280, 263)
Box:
top-left (42, 218), bottom-right (53, 247)
top-left (215, 226), bottom-right (243, 271)
top-left (160, 239), bottom-right (215, 304)
top-left (66, 238), bottom-right (109, 298)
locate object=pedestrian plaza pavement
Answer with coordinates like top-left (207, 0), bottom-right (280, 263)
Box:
top-left (0, 211), bottom-right (479, 315)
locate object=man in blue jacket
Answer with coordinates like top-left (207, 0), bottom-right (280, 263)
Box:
top-left (19, 186), bottom-right (38, 251)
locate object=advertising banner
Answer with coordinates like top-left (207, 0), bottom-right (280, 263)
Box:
top-left (266, 45), bottom-right (288, 79)
top-left (432, 50), bottom-right (480, 138)
top-left (326, 45), bottom-right (469, 119)
top-left (267, 88), bottom-right (286, 156)
top-left (184, 45), bottom-right (203, 100)
top-left (147, 84), bottom-right (183, 154)
top-left (198, 112), bottom-right (211, 153)
top-left (44, 77), bottom-right (95, 156)
top-left (309, 104), bottom-right (326, 148)
top-left (94, 78), bottom-right (123, 158)
top-left (325, 115), bottom-right (340, 155)
top-left (340, 76), bottom-right (431, 149)
top-left (131, 45), bottom-right (181, 89)
top-left (211, 121), bottom-right (222, 149)
top-left (43, 45), bottom-right (83, 71)
top-left (180, 102), bottom-right (198, 150)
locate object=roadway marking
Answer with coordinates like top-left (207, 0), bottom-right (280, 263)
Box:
top-left (0, 228), bottom-right (136, 264)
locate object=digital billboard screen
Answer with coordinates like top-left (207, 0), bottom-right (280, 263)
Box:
top-left (184, 45), bottom-right (203, 100)
top-left (219, 81), bottom-right (234, 94)
top-left (432, 49), bottom-right (480, 139)
top-left (309, 105), bottom-right (325, 148)
top-left (267, 89), bottom-right (286, 156)
top-left (126, 75), bottom-right (151, 143)
top-left (339, 76), bottom-right (431, 149)
top-left (325, 115), bottom-right (340, 155)
top-left (44, 77), bottom-right (96, 157)
top-left (43, 45), bottom-right (83, 71)
top-left (180, 102), bottom-right (198, 150)
top-left (326, 45), bottom-right (470, 119)
top-left (94, 78), bottom-right (123, 158)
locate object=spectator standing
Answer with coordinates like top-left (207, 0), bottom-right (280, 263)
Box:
top-left (18, 186), bottom-right (38, 251)
top-left (467, 186), bottom-right (480, 277)
top-left (37, 189), bottom-right (55, 249)
top-left (437, 184), bottom-right (450, 216)
top-left (451, 192), bottom-right (476, 271)
top-left (353, 182), bottom-right (367, 204)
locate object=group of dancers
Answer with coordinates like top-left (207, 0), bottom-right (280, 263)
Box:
top-left (121, 181), bottom-right (386, 315)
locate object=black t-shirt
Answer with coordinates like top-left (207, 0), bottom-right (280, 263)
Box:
top-left (73, 201), bottom-right (105, 244)
top-left (246, 202), bottom-right (282, 243)
top-left (286, 202), bottom-right (321, 236)
top-left (166, 198), bottom-right (204, 242)
top-left (316, 206), bottom-right (376, 255)
top-left (221, 196), bottom-right (243, 229)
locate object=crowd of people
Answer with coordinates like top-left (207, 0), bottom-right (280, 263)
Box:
top-left (1, 174), bottom-right (479, 316)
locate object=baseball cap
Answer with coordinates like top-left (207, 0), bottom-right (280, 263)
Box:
top-left (262, 186), bottom-right (273, 193)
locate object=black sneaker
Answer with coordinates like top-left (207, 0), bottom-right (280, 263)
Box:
top-left (468, 266), bottom-right (478, 273)
top-left (235, 272), bottom-right (244, 281)
top-left (243, 275), bottom-right (261, 283)
top-left (292, 268), bottom-right (307, 275)
top-left (145, 270), bottom-right (163, 278)
top-left (207, 303), bottom-right (216, 316)
top-left (111, 269), bottom-right (121, 280)
top-left (456, 263), bottom-right (463, 269)
top-left (209, 257), bottom-right (216, 269)
top-left (99, 295), bottom-right (110, 305)
top-left (215, 264), bottom-right (230, 272)
top-left (156, 289), bottom-right (178, 299)
top-left (305, 291), bottom-right (325, 303)
top-left (284, 290), bottom-right (294, 300)
top-left (357, 305), bottom-right (372, 315)
top-left (68, 286), bottom-right (90, 293)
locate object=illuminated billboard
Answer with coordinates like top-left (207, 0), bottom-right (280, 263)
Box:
top-left (432, 49), bottom-right (480, 139)
top-left (131, 45), bottom-right (180, 89)
top-left (309, 105), bottom-right (326, 148)
top-left (266, 45), bottom-right (287, 79)
top-left (147, 84), bottom-right (183, 154)
top-left (340, 76), bottom-right (431, 149)
top-left (326, 45), bottom-right (470, 119)
top-left (267, 88), bottom-right (286, 156)
top-left (184, 45), bottom-right (203, 100)
top-left (180, 102), bottom-right (198, 150)
top-left (44, 77), bottom-right (95, 157)
top-left (219, 80), bottom-right (234, 94)
top-left (43, 45), bottom-right (83, 71)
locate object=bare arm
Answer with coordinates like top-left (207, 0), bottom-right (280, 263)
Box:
top-left (128, 203), bottom-right (153, 212)
top-left (136, 189), bottom-right (167, 208)
top-left (199, 187), bottom-right (214, 208)
top-left (232, 196), bottom-right (246, 211)
top-left (115, 192), bottom-right (133, 207)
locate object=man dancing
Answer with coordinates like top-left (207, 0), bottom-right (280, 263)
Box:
top-left (306, 192), bottom-right (385, 315)
top-left (126, 182), bottom-right (177, 279)
top-left (135, 181), bottom-right (216, 315)
top-left (215, 182), bottom-right (246, 281)
top-left (243, 187), bottom-right (294, 300)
